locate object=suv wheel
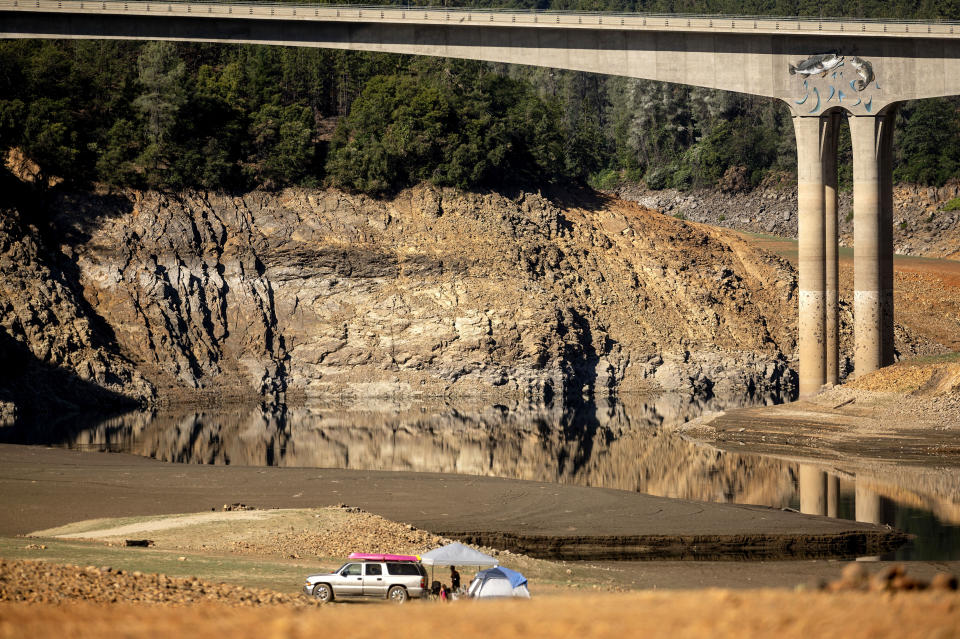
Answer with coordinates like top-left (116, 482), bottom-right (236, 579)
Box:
top-left (388, 585), bottom-right (408, 604)
top-left (312, 583), bottom-right (333, 603)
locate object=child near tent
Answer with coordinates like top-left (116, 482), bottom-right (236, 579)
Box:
top-left (439, 584), bottom-right (449, 602)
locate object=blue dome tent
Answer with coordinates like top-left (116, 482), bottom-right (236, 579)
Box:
top-left (466, 566), bottom-right (531, 598)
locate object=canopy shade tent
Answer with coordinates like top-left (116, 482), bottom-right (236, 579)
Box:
top-left (420, 542), bottom-right (498, 567)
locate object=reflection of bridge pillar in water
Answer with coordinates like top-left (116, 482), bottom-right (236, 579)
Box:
top-left (827, 474), bottom-right (840, 518)
top-left (855, 483), bottom-right (884, 561)
top-left (799, 464), bottom-right (828, 516)
top-left (855, 484), bottom-right (882, 524)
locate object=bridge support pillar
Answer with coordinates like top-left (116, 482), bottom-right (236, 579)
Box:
top-left (849, 111), bottom-right (896, 377)
top-left (823, 111), bottom-right (842, 386)
top-left (793, 115), bottom-right (841, 397)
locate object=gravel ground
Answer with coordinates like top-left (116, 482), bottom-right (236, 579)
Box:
top-left (220, 508), bottom-right (438, 559)
top-left (0, 558), bottom-right (315, 606)
top-left (2, 558), bottom-right (958, 639)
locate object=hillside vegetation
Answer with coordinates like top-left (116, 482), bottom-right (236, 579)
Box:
top-left (2, 1), bottom-right (959, 195)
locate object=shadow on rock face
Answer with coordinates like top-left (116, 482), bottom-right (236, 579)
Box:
top-left (0, 330), bottom-right (140, 430)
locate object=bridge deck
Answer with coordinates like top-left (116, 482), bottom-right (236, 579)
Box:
top-left (3, 0), bottom-right (960, 39)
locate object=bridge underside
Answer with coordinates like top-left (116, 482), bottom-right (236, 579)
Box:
top-left (5, 10), bottom-right (960, 102)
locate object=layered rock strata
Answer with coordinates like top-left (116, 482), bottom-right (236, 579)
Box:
top-left (2, 186), bottom-right (810, 411)
top-left (2, 185), bottom-right (945, 416)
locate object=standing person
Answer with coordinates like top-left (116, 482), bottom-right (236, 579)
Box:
top-left (439, 583), bottom-right (448, 602)
top-left (450, 565), bottom-right (461, 592)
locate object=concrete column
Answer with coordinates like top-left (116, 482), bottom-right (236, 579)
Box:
top-left (793, 116), bottom-right (828, 396)
top-left (823, 112), bottom-right (842, 386)
top-left (827, 474), bottom-right (840, 518)
top-left (849, 111), bottom-right (896, 377)
top-left (880, 107), bottom-right (898, 366)
top-left (799, 464), bottom-right (827, 516)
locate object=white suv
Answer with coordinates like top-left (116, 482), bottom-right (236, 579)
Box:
top-left (304, 560), bottom-right (428, 603)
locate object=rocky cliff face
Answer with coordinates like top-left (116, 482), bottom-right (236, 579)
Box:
top-left (12, 183), bottom-right (947, 415)
top-left (1, 185), bottom-right (808, 413)
top-left (0, 206), bottom-right (154, 421)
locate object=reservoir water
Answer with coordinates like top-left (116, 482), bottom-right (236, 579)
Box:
top-left (4, 392), bottom-right (959, 560)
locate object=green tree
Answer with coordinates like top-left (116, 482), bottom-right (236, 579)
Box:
top-left (246, 103), bottom-right (316, 188)
top-left (327, 70), bottom-right (570, 194)
top-left (20, 98), bottom-right (81, 184)
top-left (133, 41), bottom-right (187, 186)
top-left (95, 118), bottom-right (141, 186)
top-left (895, 99), bottom-right (960, 186)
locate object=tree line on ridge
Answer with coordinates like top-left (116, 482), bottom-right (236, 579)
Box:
top-left (0, 0), bottom-right (958, 196)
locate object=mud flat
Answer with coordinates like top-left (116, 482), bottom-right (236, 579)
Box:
top-left (0, 444), bottom-right (905, 561)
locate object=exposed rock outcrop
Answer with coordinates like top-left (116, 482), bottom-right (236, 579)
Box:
top-left (0, 206), bottom-right (154, 415)
top-left (0, 184), bottom-right (943, 415)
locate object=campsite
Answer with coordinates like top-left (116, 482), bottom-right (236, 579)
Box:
top-left (420, 543), bottom-right (531, 600)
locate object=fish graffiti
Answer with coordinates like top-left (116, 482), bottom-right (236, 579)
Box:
top-left (789, 53), bottom-right (844, 77)
top-left (789, 52), bottom-right (878, 115)
top-left (850, 56), bottom-right (875, 91)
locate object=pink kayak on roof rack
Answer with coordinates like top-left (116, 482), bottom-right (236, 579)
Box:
top-left (348, 552), bottom-right (420, 562)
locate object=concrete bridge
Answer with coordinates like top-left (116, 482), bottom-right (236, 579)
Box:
top-left (4, 1), bottom-right (960, 396)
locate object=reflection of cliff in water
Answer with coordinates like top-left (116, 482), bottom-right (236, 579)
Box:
top-left (7, 391), bottom-right (960, 557)
top-left (4, 393), bottom-right (798, 507)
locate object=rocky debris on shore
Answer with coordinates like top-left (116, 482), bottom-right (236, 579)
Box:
top-left (808, 357), bottom-right (960, 435)
top-left (227, 508), bottom-right (438, 560)
top-left (845, 357), bottom-right (960, 395)
top-left (4, 589), bottom-right (960, 639)
top-left (0, 558), bottom-right (315, 606)
top-left (221, 503), bottom-right (256, 512)
top-left (822, 563), bottom-right (958, 593)
top-left (232, 509), bottom-right (439, 559)
top-left (84, 506), bottom-right (442, 560)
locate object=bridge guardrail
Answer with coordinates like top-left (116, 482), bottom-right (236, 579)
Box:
top-left (2, 0), bottom-right (958, 37)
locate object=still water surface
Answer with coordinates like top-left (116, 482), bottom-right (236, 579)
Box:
top-left (5, 392), bottom-right (959, 560)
